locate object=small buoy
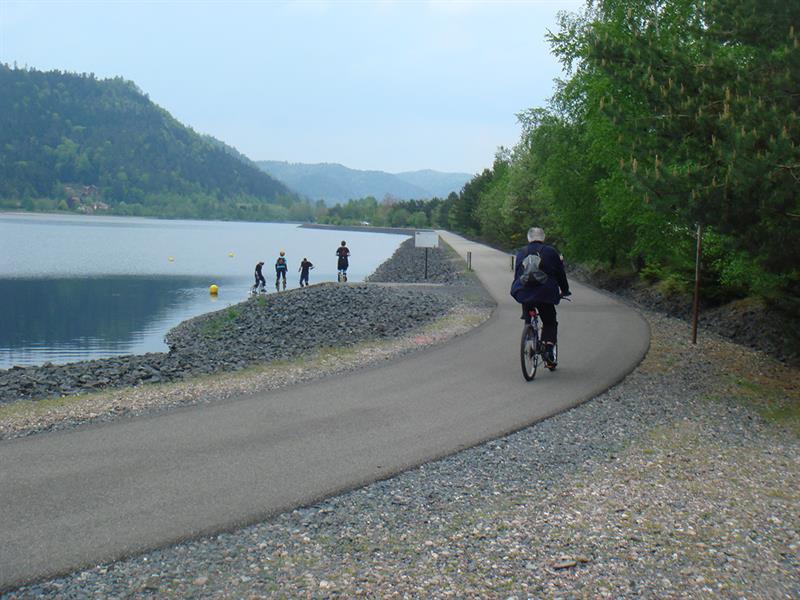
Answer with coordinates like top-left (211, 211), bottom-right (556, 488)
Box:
top-left (228, 252), bottom-right (234, 257)
top-left (209, 284), bottom-right (219, 295)
top-left (168, 256), bottom-right (175, 262)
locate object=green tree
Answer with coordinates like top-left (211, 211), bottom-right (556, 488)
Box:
top-left (576, 0), bottom-right (800, 300)
top-left (390, 207), bottom-right (411, 227)
top-left (410, 211), bottom-right (428, 228)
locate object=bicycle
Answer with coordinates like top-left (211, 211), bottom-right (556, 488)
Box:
top-left (520, 296), bottom-right (570, 381)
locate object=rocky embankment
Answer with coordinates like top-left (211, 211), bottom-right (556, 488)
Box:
top-left (0, 237), bottom-right (466, 406)
top-left (367, 238), bottom-right (462, 284)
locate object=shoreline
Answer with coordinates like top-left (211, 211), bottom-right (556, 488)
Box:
top-left (0, 238), bottom-right (493, 439)
top-left (0, 215), bottom-right (420, 372)
top-left (299, 222), bottom-right (416, 235)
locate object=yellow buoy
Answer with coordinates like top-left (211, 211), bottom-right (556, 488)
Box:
top-left (209, 284), bottom-right (219, 295)
top-left (168, 256), bottom-right (175, 262)
top-left (228, 252), bottom-right (235, 257)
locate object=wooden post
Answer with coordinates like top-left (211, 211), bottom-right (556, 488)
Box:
top-left (424, 247), bottom-right (428, 279)
top-left (691, 223), bottom-right (703, 344)
top-left (467, 251), bottom-right (472, 271)
top-left (511, 254), bottom-right (515, 271)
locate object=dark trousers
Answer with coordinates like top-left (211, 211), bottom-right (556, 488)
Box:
top-left (523, 302), bottom-right (558, 345)
top-left (300, 272), bottom-right (309, 286)
top-left (276, 271), bottom-right (286, 285)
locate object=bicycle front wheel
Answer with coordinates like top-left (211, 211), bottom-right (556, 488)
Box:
top-left (520, 324), bottom-right (539, 381)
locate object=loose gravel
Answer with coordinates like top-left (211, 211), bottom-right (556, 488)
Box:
top-left (5, 309), bottom-right (798, 598)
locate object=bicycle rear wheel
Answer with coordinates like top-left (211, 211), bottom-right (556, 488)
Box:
top-left (520, 324), bottom-right (539, 381)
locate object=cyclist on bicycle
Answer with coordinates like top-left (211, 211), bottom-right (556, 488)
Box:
top-left (510, 227), bottom-right (571, 366)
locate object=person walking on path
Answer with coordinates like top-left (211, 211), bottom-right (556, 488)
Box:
top-left (299, 258), bottom-right (314, 287)
top-left (252, 261), bottom-right (266, 293)
top-left (275, 251), bottom-right (288, 291)
top-left (510, 227), bottom-right (571, 367)
top-left (336, 241), bottom-right (350, 282)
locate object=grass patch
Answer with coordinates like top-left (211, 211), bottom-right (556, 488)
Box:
top-left (723, 375), bottom-right (800, 435)
top-left (0, 394), bottom-right (85, 420)
top-left (759, 402), bottom-right (800, 434)
top-left (201, 306), bottom-right (242, 338)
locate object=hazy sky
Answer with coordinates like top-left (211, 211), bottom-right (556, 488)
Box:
top-left (0, 0), bottom-right (584, 174)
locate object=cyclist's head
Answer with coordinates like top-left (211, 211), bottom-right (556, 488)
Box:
top-left (341, 241), bottom-right (346, 246)
top-left (527, 227), bottom-right (546, 242)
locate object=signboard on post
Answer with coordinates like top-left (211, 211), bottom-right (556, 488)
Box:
top-left (415, 230), bottom-right (439, 248)
top-left (414, 230), bottom-right (439, 279)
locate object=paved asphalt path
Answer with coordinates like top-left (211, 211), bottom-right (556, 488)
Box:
top-left (0, 231), bottom-right (649, 591)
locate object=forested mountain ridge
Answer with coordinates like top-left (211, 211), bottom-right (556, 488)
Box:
top-left (257, 160), bottom-right (471, 204)
top-left (0, 65), bottom-right (310, 221)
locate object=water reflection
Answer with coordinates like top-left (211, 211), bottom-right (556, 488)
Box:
top-left (0, 276), bottom-right (233, 368)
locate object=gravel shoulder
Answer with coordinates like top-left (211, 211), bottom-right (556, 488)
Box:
top-left (5, 278), bottom-right (799, 597)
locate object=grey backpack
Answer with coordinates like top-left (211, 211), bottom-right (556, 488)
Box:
top-left (520, 251), bottom-right (548, 286)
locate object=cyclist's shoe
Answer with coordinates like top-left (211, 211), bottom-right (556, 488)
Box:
top-left (543, 343), bottom-right (556, 366)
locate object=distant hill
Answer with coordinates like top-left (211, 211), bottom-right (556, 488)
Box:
top-left (257, 161), bottom-right (471, 205)
top-left (0, 65), bottom-right (304, 221)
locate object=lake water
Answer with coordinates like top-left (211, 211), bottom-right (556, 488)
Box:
top-left (0, 213), bottom-right (409, 369)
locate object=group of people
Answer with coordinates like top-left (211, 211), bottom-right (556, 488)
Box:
top-left (252, 241), bottom-right (350, 293)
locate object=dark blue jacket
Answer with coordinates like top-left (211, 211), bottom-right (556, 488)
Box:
top-left (510, 242), bottom-right (570, 305)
